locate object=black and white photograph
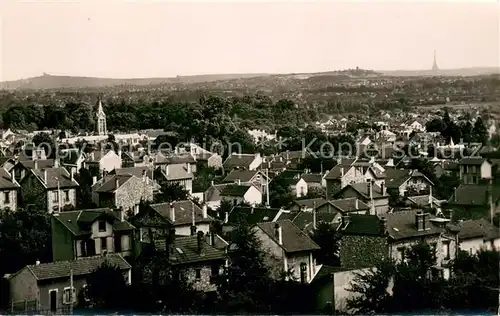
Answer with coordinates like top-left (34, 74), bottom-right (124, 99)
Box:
top-left (0, 0), bottom-right (499, 314)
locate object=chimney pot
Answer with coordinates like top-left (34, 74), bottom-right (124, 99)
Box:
top-left (187, 163), bottom-right (191, 174)
top-left (10, 171), bottom-right (15, 183)
top-left (35, 260), bottom-right (40, 265)
top-left (92, 176), bottom-right (97, 185)
top-left (197, 231), bottom-right (204, 253)
top-left (43, 169), bottom-right (47, 183)
top-left (355, 199), bottom-right (359, 209)
top-left (34, 160), bottom-right (39, 170)
top-left (165, 165), bottom-right (169, 176)
top-left (70, 168), bottom-right (74, 182)
top-left (379, 217), bottom-right (388, 234)
top-left (224, 211), bottom-right (229, 224)
top-left (202, 204), bottom-right (207, 219)
top-left (170, 202), bottom-right (175, 222)
top-left (115, 177), bottom-right (119, 190)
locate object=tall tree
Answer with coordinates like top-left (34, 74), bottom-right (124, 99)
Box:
top-left (83, 261), bottom-right (129, 310)
top-left (311, 222), bottom-right (341, 266)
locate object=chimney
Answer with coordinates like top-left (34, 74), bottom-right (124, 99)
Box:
top-left (286, 150), bottom-right (290, 160)
top-left (202, 204), bottom-right (208, 219)
top-left (190, 225), bottom-right (197, 236)
top-left (489, 179), bottom-right (494, 225)
top-left (92, 176), bottom-right (97, 185)
top-left (34, 160), bottom-right (38, 170)
top-left (170, 202), bottom-right (175, 222)
top-left (43, 169), bottom-right (47, 184)
top-left (429, 186), bottom-right (433, 208)
top-left (340, 167), bottom-right (344, 177)
top-left (380, 182), bottom-right (385, 195)
top-left (197, 231), bottom-right (204, 254)
top-left (211, 180), bottom-right (214, 187)
top-left (115, 177), bottom-right (119, 190)
top-left (70, 168), bottom-right (74, 182)
top-left (54, 158), bottom-right (60, 168)
top-left (224, 211), bottom-right (229, 224)
top-left (422, 212), bottom-right (430, 231)
top-left (368, 181), bottom-right (373, 199)
top-left (236, 179), bottom-right (241, 185)
top-left (10, 171), bottom-right (15, 183)
top-left (415, 210), bottom-right (424, 231)
top-left (379, 217), bottom-right (388, 234)
top-left (35, 260), bottom-right (40, 265)
top-left (355, 199), bottom-right (359, 209)
top-left (142, 169), bottom-right (147, 182)
top-left (274, 223), bottom-right (283, 245)
top-left (165, 165), bottom-right (169, 177)
top-left (454, 187), bottom-right (457, 202)
top-left (187, 163), bottom-right (191, 174)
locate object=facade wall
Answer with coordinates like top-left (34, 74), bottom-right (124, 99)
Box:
top-left (254, 227), bottom-right (286, 279)
top-left (115, 177), bottom-right (154, 213)
top-left (99, 152), bottom-right (122, 173)
top-left (20, 174), bottom-right (47, 212)
top-left (0, 189), bottom-right (18, 211)
top-left (207, 155), bottom-right (223, 170)
top-left (481, 162), bottom-right (492, 179)
top-left (372, 198), bottom-right (390, 215)
top-left (47, 189), bottom-right (77, 213)
top-left (243, 186), bottom-right (263, 206)
top-left (333, 268), bottom-right (375, 313)
top-left (9, 268), bottom-right (39, 303)
top-left (175, 223), bottom-right (210, 237)
top-left (51, 217), bottom-right (76, 262)
top-left (38, 277), bottom-right (87, 311)
top-left (340, 235), bottom-right (388, 269)
top-left (183, 264), bottom-right (222, 292)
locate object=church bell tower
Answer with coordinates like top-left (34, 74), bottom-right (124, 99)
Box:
top-left (432, 50), bottom-right (439, 71)
top-left (96, 97), bottom-right (107, 136)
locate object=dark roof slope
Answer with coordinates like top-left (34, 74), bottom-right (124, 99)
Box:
top-left (341, 214), bottom-right (383, 235)
top-left (223, 169), bottom-right (260, 183)
top-left (256, 220), bottom-right (320, 253)
top-left (31, 167), bottom-right (79, 189)
top-left (0, 168), bottom-right (19, 189)
top-left (168, 235), bottom-right (226, 265)
top-left (459, 157), bottom-right (488, 165)
top-left (53, 208), bottom-right (135, 236)
top-left (331, 198), bottom-right (370, 212)
top-left (220, 184), bottom-right (255, 197)
top-left (381, 210), bottom-right (442, 240)
top-left (95, 174), bottom-right (133, 193)
top-left (457, 219), bottom-right (500, 241)
top-left (449, 184), bottom-right (500, 206)
top-left (19, 159), bottom-right (55, 170)
top-left (25, 254), bottom-right (130, 281)
top-left (149, 200), bottom-right (211, 226)
top-left (228, 206), bottom-right (280, 225)
top-left (223, 153), bottom-right (258, 169)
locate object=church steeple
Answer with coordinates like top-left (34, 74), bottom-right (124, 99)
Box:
top-left (96, 97), bottom-right (107, 136)
top-left (432, 50), bottom-right (439, 71)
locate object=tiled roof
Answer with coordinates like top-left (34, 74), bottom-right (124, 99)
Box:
top-left (204, 184), bottom-right (228, 202)
top-left (256, 220), bottom-right (320, 253)
top-left (293, 198), bottom-right (328, 209)
top-left (341, 214), bottom-right (383, 235)
top-left (331, 198), bottom-right (370, 213)
top-left (227, 206), bottom-right (281, 225)
top-left (0, 168), bottom-right (19, 189)
top-left (95, 174), bottom-right (133, 193)
top-left (459, 157), bottom-right (487, 166)
top-left (220, 184), bottom-right (255, 197)
top-left (155, 152), bottom-right (196, 165)
top-left (275, 210), bottom-right (299, 221)
top-left (324, 165), bottom-right (352, 180)
top-left (25, 254), bottom-right (131, 281)
top-left (19, 159), bottom-right (55, 170)
top-left (382, 210), bottom-right (444, 240)
top-left (278, 151), bottom-right (307, 160)
top-left (53, 208), bottom-right (135, 236)
top-left (112, 166), bottom-right (154, 180)
top-left (223, 169), bottom-right (261, 183)
top-left (162, 164), bottom-right (193, 181)
top-left (292, 212), bottom-right (337, 233)
top-left (448, 184), bottom-right (500, 206)
top-left (168, 235), bottom-right (226, 266)
top-left (457, 219), bottom-right (500, 241)
top-left (301, 173), bottom-right (323, 183)
top-left (223, 153), bottom-right (258, 170)
top-left (150, 200), bottom-right (211, 226)
top-left (31, 167), bottom-right (79, 189)
top-left (348, 182), bottom-right (388, 199)
top-left (60, 149), bottom-right (83, 165)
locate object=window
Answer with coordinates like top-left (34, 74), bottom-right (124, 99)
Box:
top-left (101, 237), bottom-right (107, 251)
top-left (64, 190), bottom-right (70, 202)
top-left (397, 247), bottom-right (406, 262)
top-left (98, 221), bottom-right (106, 232)
top-left (4, 191), bottom-right (9, 203)
top-left (443, 241), bottom-right (450, 260)
top-left (210, 265), bottom-right (219, 284)
top-left (472, 176), bottom-right (477, 184)
top-left (53, 191), bottom-right (59, 203)
top-left (195, 268), bottom-right (201, 281)
top-left (63, 287), bottom-right (76, 304)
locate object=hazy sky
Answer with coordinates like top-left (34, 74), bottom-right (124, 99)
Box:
top-left (0, 0), bottom-right (499, 81)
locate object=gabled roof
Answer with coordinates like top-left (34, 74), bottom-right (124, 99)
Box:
top-left (161, 164), bottom-right (193, 181)
top-left (222, 169), bottom-right (263, 183)
top-left (457, 219), bottom-right (500, 241)
top-left (60, 149), bottom-right (84, 165)
top-left (341, 214), bottom-right (383, 236)
top-left (227, 206), bottom-right (281, 225)
top-left (0, 168), bottom-right (19, 189)
top-left (22, 254), bottom-right (130, 281)
top-left (292, 212), bottom-right (337, 233)
top-left (448, 184), bottom-right (500, 206)
top-left (331, 198), bottom-right (370, 213)
top-left (293, 197), bottom-right (329, 209)
top-left (155, 152), bottom-right (196, 165)
top-left (324, 165), bottom-right (353, 180)
top-left (380, 210), bottom-right (443, 240)
top-left (111, 166), bottom-right (154, 180)
top-left (459, 157), bottom-right (489, 166)
top-left (220, 184), bottom-right (256, 197)
top-left (386, 169), bottom-right (434, 189)
top-left (256, 220), bottom-right (320, 253)
top-left (149, 200), bottom-right (211, 226)
top-left (18, 159), bottom-right (55, 170)
top-left (168, 235), bottom-right (226, 266)
top-left (53, 208), bottom-right (135, 236)
top-left (340, 182), bottom-right (388, 200)
top-left (301, 173), bottom-right (323, 183)
top-left (95, 174), bottom-right (133, 193)
top-left (31, 167), bottom-right (79, 189)
top-left (223, 153), bottom-right (258, 170)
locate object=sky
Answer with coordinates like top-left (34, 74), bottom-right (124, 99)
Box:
top-left (0, 0), bottom-right (499, 81)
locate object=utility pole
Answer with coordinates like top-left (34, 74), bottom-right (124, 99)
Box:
top-left (266, 168), bottom-right (270, 207)
top-left (69, 269), bottom-right (74, 314)
top-left (57, 178), bottom-right (61, 213)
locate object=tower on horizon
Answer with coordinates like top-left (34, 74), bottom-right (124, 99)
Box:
top-left (96, 97), bottom-right (107, 136)
top-left (432, 50), bottom-right (439, 71)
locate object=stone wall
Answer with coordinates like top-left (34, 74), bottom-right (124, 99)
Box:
top-left (116, 177), bottom-right (154, 213)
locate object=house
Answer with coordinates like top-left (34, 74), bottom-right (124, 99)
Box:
top-left (84, 150), bottom-right (122, 178)
top-left (447, 184), bottom-right (500, 219)
top-left (59, 149), bottom-right (86, 175)
top-left (300, 173), bottom-right (325, 190)
top-left (220, 184), bottom-right (262, 206)
top-left (203, 183), bottom-right (229, 210)
top-left (154, 152), bottom-right (198, 174)
top-left (110, 167), bottom-right (160, 193)
top-left (0, 168), bottom-right (20, 211)
top-left (254, 220), bottom-right (322, 283)
top-left (386, 169), bottom-right (434, 197)
top-left (459, 157), bottom-right (492, 184)
top-left (161, 233), bottom-right (227, 292)
top-left (456, 219), bottom-right (500, 254)
top-left (338, 210), bottom-right (459, 279)
top-left (7, 254), bottom-right (131, 313)
top-left (155, 163), bottom-right (194, 194)
top-left (176, 142), bottom-right (223, 170)
top-left (131, 200), bottom-right (212, 238)
top-left (91, 174), bottom-right (154, 215)
top-left (20, 167), bottom-right (79, 213)
top-left (222, 169), bottom-right (270, 195)
top-left (223, 206), bottom-right (284, 233)
top-left (222, 153), bottom-right (262, 172)
top-left (334, 182), bottom-right (390, 215)
top-left (13, 159), bottom-right (55, 182)
top-left (291, 211), bottom-right (339, 234)
top-left (290, 198), bottom-right (332, 213)
top-left (286, 177), bottom-right (308, 198)
top-left (51, 208), bottom-right (135, 262)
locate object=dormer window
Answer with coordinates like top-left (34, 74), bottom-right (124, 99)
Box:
top-left (98, 221), bottom-right (106, 232)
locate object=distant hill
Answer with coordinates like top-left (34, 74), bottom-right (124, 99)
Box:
top-left (379, 67), bottom-right (500, 77)
top-left (0, 73), bottom-right (270, 90)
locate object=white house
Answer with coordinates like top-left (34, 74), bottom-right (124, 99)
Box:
top-left (220, 183), bottom-right (262, 206)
